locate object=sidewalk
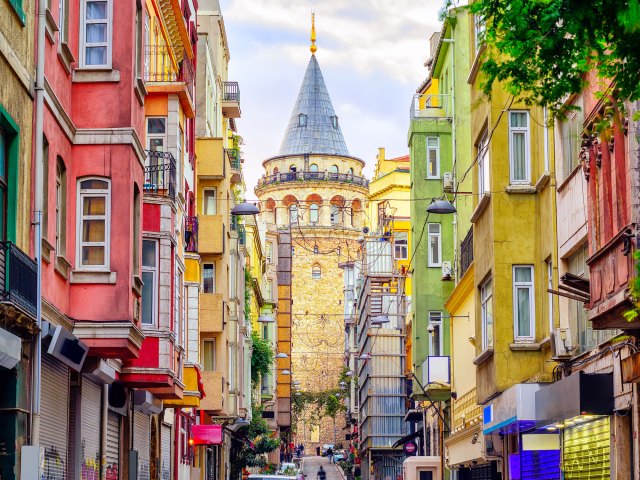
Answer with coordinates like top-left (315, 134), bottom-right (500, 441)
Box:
top-left (302, 456), bottom-right (343, 480)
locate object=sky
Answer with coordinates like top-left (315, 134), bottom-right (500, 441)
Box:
top-left (219, 0), bottom-right (444, 197)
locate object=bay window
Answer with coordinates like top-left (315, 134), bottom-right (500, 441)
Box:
top-left (80, 0), bottom-right (112, 68)
top-left (509, 111), bottom-right (531, 184)
top-left (428, 311), bottom-right (443, 356)
top-left (513, 265), bottom-right (535, 340)
top-left (481, 277), bottom-right (493, 350)
top-left (77, 178), bottom-right (110, 269)
top-left (426, 137), bottom-right (440, 179)
top-left (427, 223), bottom-right (441, 267)
top-left (477, 129), bottom-right (490, 195)
top-left (141, 239), bottom-right (158, 325)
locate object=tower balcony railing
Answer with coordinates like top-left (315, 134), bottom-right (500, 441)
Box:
top-left (410, 94), bottom-right (451, 120)
top-left (1, 241), bottom-right (37, 318)
top-left (257, 171), bottom-right (369, 188)
top-left (185, 216), bottom-right (198, 253)
top-left (144, 150), bottom-right (177, 199)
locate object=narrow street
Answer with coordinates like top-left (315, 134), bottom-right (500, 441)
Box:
top-left (302, 457), bottom-right (342, 480)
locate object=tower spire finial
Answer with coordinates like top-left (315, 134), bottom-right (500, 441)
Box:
top-left (310, 12), bottom-right (317, 54)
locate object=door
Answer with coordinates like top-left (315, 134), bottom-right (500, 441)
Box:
top-left (161, 423), bottom-right (172, 480)
top-left (81, 377), bottom-right (102, 480)
top-left (134, 411), bottom-right (151, 480)
top-left (106, 411), bottom-right (120, 480)
top-left (41, 356), bottom-right (70, 480)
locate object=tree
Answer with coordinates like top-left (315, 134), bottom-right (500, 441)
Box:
top-left (251, 330), bottom-right (274, 388)
top-left (467, 0), bottom-right (640, 116)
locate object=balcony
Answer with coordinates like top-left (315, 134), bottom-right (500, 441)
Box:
top-left (222, 81), bottom-right (241, 118)
top-left (200, 370), bottom-right (224, 412)
top-left (197, 215), bottom-right (224, 254)
top-left (256, 171), bottom-right (369, 189)
top-left (410, 94), bottom-right (451, 120)
top-left (459, 227), bottom-right (473, 277)
top-left (144, 150), bottom-right (176, 199)
top-left (144, 45), bottom-right (195, 117)
top-left (196, 138), bottom-right (225, 178)
top-left (227, 148), bottom-right (242, 184)
top-left (0, 241), bottom-right (37, 320)
top-left (199, 293), bottom-right (224, 333)
top-left (230, 216), bottom-right (246, 246)
top-left (185, 216), bottom-right (198, 253)
top-left (164, 364), bottom-right (203, 408)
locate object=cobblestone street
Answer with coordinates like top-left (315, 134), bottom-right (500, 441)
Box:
top-left (302, 457), bottom-right (342, 480)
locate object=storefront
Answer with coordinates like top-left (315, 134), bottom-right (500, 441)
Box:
top-left (535, 371), bottom-right (613, 479)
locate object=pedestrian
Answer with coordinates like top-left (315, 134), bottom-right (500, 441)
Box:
top-left (327, 447), bottom-right (334, 464)
top-left (317, 466), bottom-right (326, 480)
top-left (316, 446), bottom-right (321, 457)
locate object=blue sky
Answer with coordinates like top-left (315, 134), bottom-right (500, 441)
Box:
top-left (219, 0), bottom-right (443, 197)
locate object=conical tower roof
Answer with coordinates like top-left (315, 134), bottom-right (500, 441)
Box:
top-left (278, 55), bottom-right (350, 156)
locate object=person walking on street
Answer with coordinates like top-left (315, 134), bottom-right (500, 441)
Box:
top-left (326, 447), bottom-right (334, 464)
top-left (317, 466), bottom-right (326, 480)
top-left (316, 446), bottom-right (321, 457)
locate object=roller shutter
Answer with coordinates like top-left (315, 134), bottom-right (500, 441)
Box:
top-left (161, 424), bottom-right (172, 480)
top-left (106, 411), bottom-right (120, 480)
top-left (563, 417), bottom-right (610, 479)
top-left (81, 377), bottom-right (102, 478)
top-left (134, 411), bottom-right (151, 480)
top-left (40, 356), bottom-right (70, 480)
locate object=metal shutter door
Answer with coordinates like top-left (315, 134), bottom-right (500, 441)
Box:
top-left (81, 377), bottom-right (102, 479)
top-left (41, 356), bottom-right (70, 480)
top-left (106, 411), bottom-right (120, 480)
top-left (134, 411), bottom-right (151, 480)
top-left (161, 424), bottom-right (172, 480)
top-left (563, 417), bottom-right (610, 479)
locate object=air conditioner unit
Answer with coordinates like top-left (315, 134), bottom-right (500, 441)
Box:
top-left (551, 327), bottom-right (574, 359)
top-left (441, 261), bottom-right (452, 280)
top-left (443, 172), bottom-right (454, 192)
top-left (482, 435), bottom-right (500, 459)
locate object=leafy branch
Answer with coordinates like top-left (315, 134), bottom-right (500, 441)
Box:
top-left (251, 330), bottom-right (274, 388)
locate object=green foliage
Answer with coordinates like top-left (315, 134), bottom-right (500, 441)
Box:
top-left (291, 388), bottom-right (346, 433)
top-left (468, 0), bottom-right (640, 116)
top-left (229, 405), bottom-right (280, 479)
top-left (251, 331), bottom-right (274, 388)
top-left (624, 251), bottom-right (640, 323)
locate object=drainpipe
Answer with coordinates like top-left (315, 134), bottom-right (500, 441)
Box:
top-left (442, 37), bottom-right (456, 283)
top-left (31, 0), bottom-right (47, 447)
top-left (101, 384), bottom-right (109, 480)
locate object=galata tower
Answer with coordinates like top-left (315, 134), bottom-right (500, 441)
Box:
top-left (255, 16), bottom-right (368, 446)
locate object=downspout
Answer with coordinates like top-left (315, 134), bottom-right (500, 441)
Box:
top-left (101, 385), bottom-right (109, 480)
top-left (442, 37), bottom-right (456, 283)
top-left (31, 0), bottom-right (47, 446)
top-left (543, 107), bottom-right (550, 173)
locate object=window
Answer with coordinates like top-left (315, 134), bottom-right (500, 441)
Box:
top-left (298, 114), bottom-right (307, 127)
top-left (329, 165), bottom-right (338, 174)
top-left (331, 116), bottom-right (339, 129)
top-left (266, 279), bottom-right (273, 300)
top-left (330, 204), bottom-right (340, 225)
top-left (481, 277), bottom-right (493, 350)
top-left (135, 0), bottom-right (143, 78)
top-left (175, 267), bottom-right (184, 346)
top-left (141, 239), bottom-right (158, 325)
top-left (147, 117), bottom-right (166, 152)
top-left (312, 264), bottom-right (321, 280)
top-left (428, 312), bottom-right (443, 356)
top-left (266, 242), bottom-right (273, 263)
top-left (547, 259), bottom-right (553, 334)
top-left (477, 129), bottom-right (490, 195)
top-left (203, 188), bottom-right (217, 215)
top-left (349, 167), bottom-right (354, 176)
top-left (203, 263), bottom-right (215, 293)
top-left (560, 103), bottom-right (584, 180)
top-left (289, 204), bottom-right (298, 224)
top-left (202, 339), bottom-right (216, 371)
top-left (474, 14), bottom-right (485, 53)
top-left (58, 0), bottom-right (68, 43)
top-left (0, 127), bottom-right (7, 240)
top-left (394, 231), bottom-right (408, 260)
top-left (313, 245), bottom-right (319, 254)
top-left (309, 163), bottom-right (318, 172)
top-left (132, 185), bottom-right (140, 273)
top-left (77, 178), bottom-right (110, 269)
top-left (427, 223), bottom-right (441, 267)
top-left (509, 111), bottom-right (531, 184)
top-left (310, 203), bottom-right (319, 223)
top-left (513, 266), bottom-right (535, 340)
top-left (80, 0), bottom-right (112, 68)
top-left (55, 158), bottom-right (66, 255)
top-left (42, 136), bottom-right (49, 235)
top-left (425, 137), bottom-right (439, 178)
top-left (289, 164), bottom-right (297, 172)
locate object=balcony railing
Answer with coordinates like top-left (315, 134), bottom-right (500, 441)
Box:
top-left (257, 171), bottom-right (369, 188)
top-left (223, 81), bottom-right (240, 102)
top-left (459, 227), bottom-right (473, 277)
top-left (238, 225), bottom-right (246, 246)
top-left (226, 148), bottom-right (241, 170)
top-left (410, 94), bottom-right (451, 120)
top-left (144, 150), bottom-right (176, 199)
top-left (185, 216), bottom-right (198, 253)
top-left (1, 241), bottom-right (37, 318)
top-left (144, 45), bottom-right (195, 100)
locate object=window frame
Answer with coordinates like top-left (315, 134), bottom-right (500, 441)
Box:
top-left (394, 231), bottom-right (408, 260)
top-left (428, 311), bottom-right (443, 356)
top-left (141, 238), bottom-right (158, 326)
top-left (146, 116), bottom-right (167, 152)
top-left (481, 277), bottom-right (493, 350)
top-left (512, 265), bottom-right (535, 341)
top-left (474, 14), bottom-right (485, 54)
top-left (312, 264), bottom-right (321, 280)
top-left (55, 158), bottom-right (67, 255)
top-left (547, 259), bottom-right (554, 334)
top-left (508, 110), bottom-right (531, 184)
top-left (427, 223), bottom-right (441, 267)
top-left (79, 0), bottom-right (114, 69)
top-left (289, 204), bottom-right (298, 224)
top-left (309, 203), bottom-right (319, 224)
top-left (76, 177), bottom-right (111, 271)
top-left (203, 188), bottom-right (217, 215)
top-left (426, 136), bottom-right (440, 179)
top-left (477, 129), bottom-right (490, 195)
top-left (202, 339), bottom-right (216, 371)
top-left (202, 263), bottom-right (216, 294)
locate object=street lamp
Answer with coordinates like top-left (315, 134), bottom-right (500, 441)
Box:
top-left (276, 352), bottom-right (288, 358)
top-left (231, 202), bottom-right (260, 216)
top-left (426, 198), bottom-right (456, 215)
top-left (282, 369), bottom-right (292, 375)
top-left (258, 314), bottom-right (275, 323)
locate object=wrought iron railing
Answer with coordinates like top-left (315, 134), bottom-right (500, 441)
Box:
top-left (185, 216), bottom-right (198, 253)
top-left (227, 149), bottom-right (241, 169)
top-left (223, 81), bottom-right (240, 102)
top-left (144, 45), bottom-right (195, 100)
top-left (257, 171), bottom-right (369, 188)
top-left (0, 241), bottom-right (37, 318)
top-left (459, 227), bottom-right (473, 277)
top-left (144, 150), bottom-right (177, 199)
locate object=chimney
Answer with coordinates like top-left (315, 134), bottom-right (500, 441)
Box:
top-left (377, 147), bottom-right (386, 162)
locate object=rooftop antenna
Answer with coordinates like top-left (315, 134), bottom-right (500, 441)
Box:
top-left (310, 12), bottom-right (317, 55)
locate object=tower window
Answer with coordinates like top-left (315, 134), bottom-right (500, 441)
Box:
top-left (312, 264), bottom-right (321, 280)
top-left (298, 113), bottom-right (307, 127)
top-left (331, 116), bottom-right (339, 129)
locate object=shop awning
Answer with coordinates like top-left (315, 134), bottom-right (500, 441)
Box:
top-left (191, 425), bottom-right (223, 445)
top-left (392, 429), bottom-right (423, 448)
top-left (404, 409), bottom-right (423, 423)
top-left (482, 383), bottom-right (542, 435)
top-left (535, 372), bottom-right (613, 424)
top-left (0, 328), bottom-right (21, 369)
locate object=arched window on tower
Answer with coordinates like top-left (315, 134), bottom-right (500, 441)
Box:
top-left (298, 113), bottom-right (307, 127)
top-left (312, 264), bottom-right (321, 279)
top-left (310, 163), bottom-right (319, 172)
top-left (329, 165), bottom-right (338, 174)
top-left (330, 204), bottom-right (340, 225)
top-left (331, 116), bottom-right (339, 129)
top-left (289, 204), bottom-right (298, 224)
top-left (313, 245), bottom-right (319, 254)
top-left (310, 203), bottom-right (319, 224)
